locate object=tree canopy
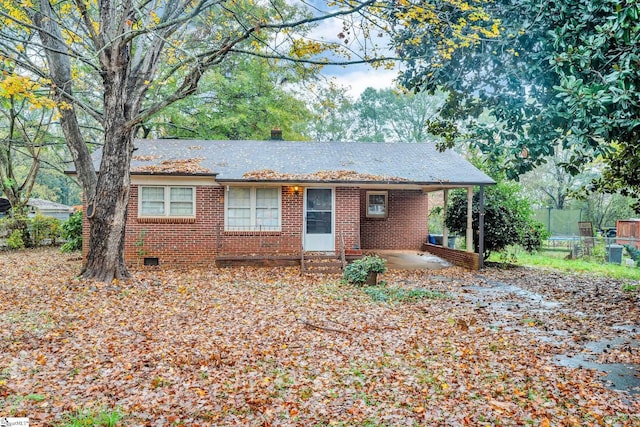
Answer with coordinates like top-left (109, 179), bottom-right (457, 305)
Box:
top-left (393, 0), bottom-right (640, 209)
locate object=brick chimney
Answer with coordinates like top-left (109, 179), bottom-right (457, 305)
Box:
top-left (270, 128), bottom-right (283, 140)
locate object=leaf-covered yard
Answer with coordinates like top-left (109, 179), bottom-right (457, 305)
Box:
top-left (1, 248), bottom-right (639, 426)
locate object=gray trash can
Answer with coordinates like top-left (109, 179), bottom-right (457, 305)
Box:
top-left (606, 244), bottom-right (623, 264)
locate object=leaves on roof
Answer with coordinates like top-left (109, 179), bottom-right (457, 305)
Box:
top-left (242, 169), bottom-right (409, 182)
top-left (132, 157), bottom-right (212, 174)
top-left (132, 155), bottom-right (160, 161)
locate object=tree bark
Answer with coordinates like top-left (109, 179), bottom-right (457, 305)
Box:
top-left (81, 128), bottom-right (133, 281)
top-left (80, 6), bottom-right (138, 281)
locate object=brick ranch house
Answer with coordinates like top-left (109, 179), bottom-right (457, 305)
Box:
top-left (76, 138), bottom-right (495, 270)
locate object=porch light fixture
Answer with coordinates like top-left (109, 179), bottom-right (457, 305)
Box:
top-left (293, 185), bottom-right (300, 195)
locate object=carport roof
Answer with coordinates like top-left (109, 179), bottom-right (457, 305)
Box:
top-left (91, 139), bottom-right (495, 188)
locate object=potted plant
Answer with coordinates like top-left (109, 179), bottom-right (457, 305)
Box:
top-left (344, 244), bottom-right (363, 256)
top-left (343, 255), bottom-right (387, 285)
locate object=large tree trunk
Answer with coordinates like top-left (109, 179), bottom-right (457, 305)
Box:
top-left (81, 23), bottom-right (137, 281)
top-left (81, 128), bottom-right (134, 281)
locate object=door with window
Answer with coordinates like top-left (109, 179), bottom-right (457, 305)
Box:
top-left (304, 188), bottom-right (334, 251)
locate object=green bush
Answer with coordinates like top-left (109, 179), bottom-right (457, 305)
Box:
top-left (343, 255), bottom-right (387, 285)
top-left (7, 229), bottom-right (25, 249)
top-left (520, 221), bottom-right (550, 253)
top-left (364, 285), bottom-right (447, 303)
top-left (1, 215), bottom-right (31, 247)
top-left (445, 182), bottom-right (548, 258)
top-left (30, 214), bottom-right (61, 246)
top-left (624, 245), bottom-right (640, 266)
top-left (61, 210), bottom-right (83, 253)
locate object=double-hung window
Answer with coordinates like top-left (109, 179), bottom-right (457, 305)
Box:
top-left (139, 186), bottom-right (195, 217)
top-left (226, 187), bottom-right (280, 231)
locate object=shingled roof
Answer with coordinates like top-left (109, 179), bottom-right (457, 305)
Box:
top-left (98, 139), bottom-right (494, 188)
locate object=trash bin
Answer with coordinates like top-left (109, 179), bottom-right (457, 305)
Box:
top-left (429, 234), bottom-right (443, 245)
top-left (606, 244), bottom-right (623, 264)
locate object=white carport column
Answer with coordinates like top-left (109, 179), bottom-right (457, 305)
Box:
top-left (466, 186), bottom-right (474, 252)
top-left (442, 189), bottom-right (449, 248)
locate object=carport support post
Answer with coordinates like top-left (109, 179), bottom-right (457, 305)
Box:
top-left (479, 185), bottom-right (485, 269)
top-left (442, 189), bottom-right (449, 248)
top-left (466, 186), bottom-right (473, 252)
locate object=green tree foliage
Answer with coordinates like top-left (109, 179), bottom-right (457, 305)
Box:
top-left (141, 57), bottom-right (312, 140)
top-left (307, 81), bottom-right (356, 142)
top-left (353, 88), bottom-right (445, 142)
top-left (392, 0), bottom-right (640, 209)
top-left (308, 85), bottom-right (446, 142)
top-left (445, 182), bottom-right (548, 257)
top-left (0, 69), bottom-right (63, 215)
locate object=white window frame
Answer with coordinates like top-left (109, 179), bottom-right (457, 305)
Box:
top-left (224, 186), bottom-right (281, 231)
top-left (138, 186), bottom-right (196, 218)
top-left (366, 191), bottom-right (388, 218)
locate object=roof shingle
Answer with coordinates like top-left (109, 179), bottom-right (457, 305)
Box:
top-left (114, 139), bottom-right (494, 186)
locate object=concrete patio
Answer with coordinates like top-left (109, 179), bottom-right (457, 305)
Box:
top-left (373, 250), bottom-right (452, 270)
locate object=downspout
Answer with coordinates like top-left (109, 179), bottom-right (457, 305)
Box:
top-left (466, 186), bottom-right (473, 252)
top-left (478, 185), bottom-right (485, 269)
top-left (442, 189), bottom-right (449, 248)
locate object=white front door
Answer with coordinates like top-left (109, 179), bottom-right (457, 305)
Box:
top-left (303, 188), bottom-right (334, 251)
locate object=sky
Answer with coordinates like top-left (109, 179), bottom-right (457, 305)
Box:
top-left (297, 0), bottom-right (401, 98)
top-left (322, 65), bottom-right (400, 98)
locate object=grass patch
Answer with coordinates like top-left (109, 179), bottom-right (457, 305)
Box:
top-left (364, 286), bottom-right (448, 303)
top-left (490, 251), bottom-right (640, 281)
top-left (57, 408), bottom-right (124, 427)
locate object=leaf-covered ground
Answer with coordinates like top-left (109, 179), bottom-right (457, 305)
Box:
top-left (1, 248), bottom-right (639, 426)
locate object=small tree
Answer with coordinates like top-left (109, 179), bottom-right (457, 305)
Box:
top-left (445, 182), bottom-right (549, 258)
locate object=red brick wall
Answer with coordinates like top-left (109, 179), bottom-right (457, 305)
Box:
top-left (81, 185), bottom-right (428, 267)
top-left (360, 189), bottom-right (428, 250)
top-left (335, 187), bottom-right (361, 250)
top-left (123, 185), bottom-right (219, 267)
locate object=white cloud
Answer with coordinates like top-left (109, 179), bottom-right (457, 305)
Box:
top-left (322, 65), bottom-right (400, 98)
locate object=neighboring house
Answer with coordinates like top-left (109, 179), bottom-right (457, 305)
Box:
top-left (0, 197), bottom-right (71, 221)
top-left (27, 198), bottom-right (73, 221)
top-left (74, 137), bottom-right (495, 269)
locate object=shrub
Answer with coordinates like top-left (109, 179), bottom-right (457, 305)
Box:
top-left (61, 210), bottom-right (83, 253)
top-left (364, 285), bottom-right (448, 302)
top-left (30, 214), bottom-right (61, 246)
top-left (625, 245), bottom-right (640, 265)
top-left (343, 255), bottom-right (387, 285)
top-left (445, 182), bottom-right (548, 258)
top-left (7, 229), bottom-right (25, 249)
top-left (1, 215), bottom-right (31, 247)
top-left (520, 221), bottom-right (550, 253)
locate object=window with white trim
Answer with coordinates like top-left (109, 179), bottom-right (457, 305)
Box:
top-left (139, 186), bottom-right (195, 217)
top-left (226, 187), bottom-right (280, 231)
top-left (366, 191), bottom-right (388, 218)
